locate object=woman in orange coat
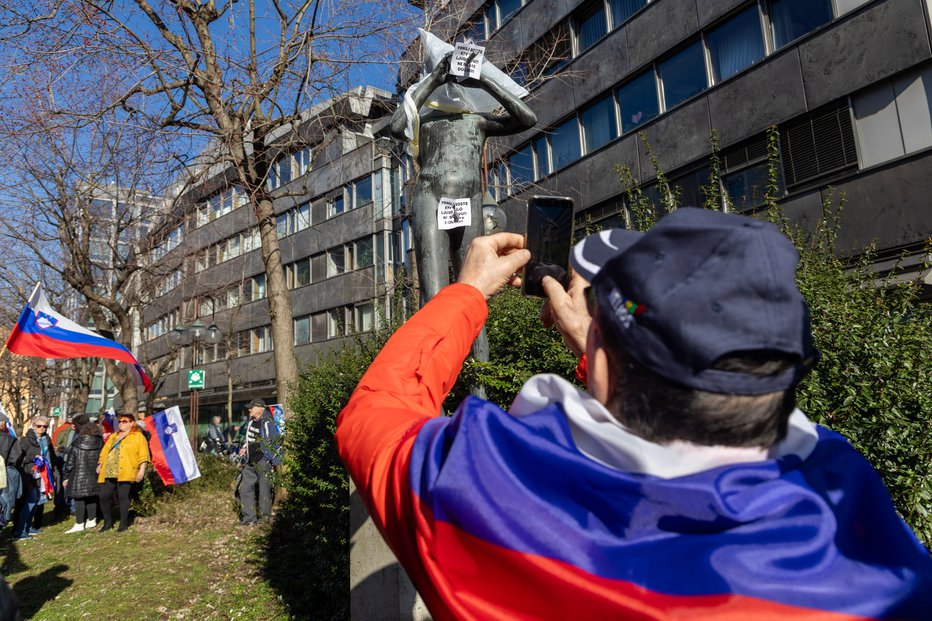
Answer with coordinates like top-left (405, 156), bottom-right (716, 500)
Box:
top-left (96, 413), bottom-right (150, 532)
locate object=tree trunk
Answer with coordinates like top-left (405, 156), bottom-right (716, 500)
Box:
top-left (254, 194), bottom-right (299, 411)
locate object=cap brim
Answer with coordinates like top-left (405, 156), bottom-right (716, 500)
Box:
top-left (570, 229), bottom-right (643, 281)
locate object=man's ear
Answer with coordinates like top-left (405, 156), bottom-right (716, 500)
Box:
top-left (586, 320), bottom-right (612, 406)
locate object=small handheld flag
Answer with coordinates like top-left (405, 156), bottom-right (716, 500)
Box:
top-left (3, 283), bottom-right (152, 392)
top-left (144, 406), bottom-right (201, 485)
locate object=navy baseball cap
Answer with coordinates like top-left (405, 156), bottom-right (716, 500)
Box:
top-left (571, 208), bottom-right (818, 395)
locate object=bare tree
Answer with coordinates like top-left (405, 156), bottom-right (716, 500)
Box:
top-left (0, 0), bottom-right (416, 410)
top-left (0, 108), bottom-right (172, 414)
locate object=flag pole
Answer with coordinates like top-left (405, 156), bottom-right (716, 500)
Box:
top-left (0, 281), bottom-right (41, 360)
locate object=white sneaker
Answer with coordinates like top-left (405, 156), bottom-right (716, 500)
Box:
top-left (85, 519), bottom-right (97, 529)
top-left (65, 523), bottom-right (85, 534)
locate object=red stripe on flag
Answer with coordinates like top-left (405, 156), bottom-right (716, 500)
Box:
top-left (404, 518), bottom-right (872, 621)
top-left (7, 331), bottom-right (139, 365)
top-left (143, 416), bottom-right (176, 485)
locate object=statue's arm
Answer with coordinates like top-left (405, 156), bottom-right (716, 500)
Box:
top-left (475, 72), bottom-right (537, 136)
top-left (390, 55), bottom-right (453, 139)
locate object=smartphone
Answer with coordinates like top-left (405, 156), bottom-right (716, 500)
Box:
top-left (523, 196), bottom-right (574, 297)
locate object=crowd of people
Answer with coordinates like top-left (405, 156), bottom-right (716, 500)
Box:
top-left (0, 410), bottom-right (152, 539)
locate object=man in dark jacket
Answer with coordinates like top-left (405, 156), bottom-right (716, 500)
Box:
top-left (12, 416), bottom-right (56, 540)
top-left (237, 399), bottom-right (282, 525)
top-left (0, 412), bottom-right (22, 527)
top-left (204, 416), bottom-right (226, 454)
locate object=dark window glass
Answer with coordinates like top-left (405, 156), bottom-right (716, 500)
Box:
top-left (311, 253), bottom-right (327, 282)
top-left (462, 14), bottom-right (487, 42)
top-left (509, 144), bottom-right (535, 188)
top-left (771, 0), bottom-right (833, 49)
top-left (355, 176), bottom-right (373, 206)
top-left (609, 0), bottom-right (646, 27)
top-left (723, 162), bottom-right (776, 210)
top-left (549, 117), bottom-right (581, 170)
top-left (577, 4), bottom-right (608, 53)
top-left (294, 317), bottom-right (310, 345)
top-left (659, 41), bottom-right (707, 109)
top-left (581, 95), bottom-right (618, 153)
top-left (296, 260), bottom-right (310, 286)
top-left (311, 313), bottom-right (327, 342)
top-left (498, 0), bottom-right (522, 24)
top-left (533, 138), bottom-right (550, 179)
top-left (356, 237), bottom-right (374, 269)
top-left (670, 166), bottom-right (711, 209)
top-left (331, 195), bottom-right (344, 216)
top-left (707, 5), bottom-right (765, 83)
top-left (278, 157), bottom-right (292, 186)
top-left (618, 70), bottom-right (659, 133)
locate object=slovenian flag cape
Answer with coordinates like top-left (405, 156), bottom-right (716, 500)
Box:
top-left (337, 284), bottom-right (932, 621)
top-left (4, 283), bottom-right (152, 392)
top-left (144, 406), bottom-right (200, 485)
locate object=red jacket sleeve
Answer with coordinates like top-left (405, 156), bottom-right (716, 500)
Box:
top-left (336, 283), bottom-right (487, 536)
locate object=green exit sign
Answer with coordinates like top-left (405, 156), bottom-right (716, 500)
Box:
top-left (52, 406), bottom-right (62, 417)
top-left (188, 369), bottom-right (206, 389)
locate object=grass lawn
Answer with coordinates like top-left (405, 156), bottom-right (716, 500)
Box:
top-left (1, 459), bottom-right (292, 620)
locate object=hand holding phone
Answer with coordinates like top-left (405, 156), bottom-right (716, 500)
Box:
top-left (523, 196), bottom-right (574, 297)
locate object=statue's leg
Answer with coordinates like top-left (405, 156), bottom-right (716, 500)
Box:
top-left (412, 190), bottom-right (450, 306)
top-left (450, 194), bottom-right (489, 397)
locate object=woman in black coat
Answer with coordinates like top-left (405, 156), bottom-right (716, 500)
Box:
top-left (63, 422), bottom-right (104, 533)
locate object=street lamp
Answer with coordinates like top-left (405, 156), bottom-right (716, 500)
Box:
top-left (168, 320), bottom-right (222, 446)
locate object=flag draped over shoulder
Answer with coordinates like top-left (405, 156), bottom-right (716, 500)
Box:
top-left (3, 283), bottom-right (152, 392)
top-left (144, 406), bottom-right (200, 485)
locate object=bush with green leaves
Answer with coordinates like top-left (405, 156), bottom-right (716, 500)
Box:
top-left (617, 127), bottom-right (932, 546)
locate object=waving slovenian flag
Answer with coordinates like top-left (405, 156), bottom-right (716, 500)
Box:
top-left (144, 406), bottom-right (201, 485)
top-left (3, 283), bottom-right (152, 392)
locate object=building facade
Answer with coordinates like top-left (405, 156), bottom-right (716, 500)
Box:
top-left (440, 0), bottom-right (932, 294)
top-left (140, 87), bottom-right (412, 422)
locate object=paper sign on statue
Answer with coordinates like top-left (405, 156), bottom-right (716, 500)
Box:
top-left (438, 197), bottom-right (472, 230)
top-left (451, 41), bottom-right (485, 80)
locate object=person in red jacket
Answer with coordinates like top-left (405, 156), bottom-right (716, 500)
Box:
top-left (337, 210), bottom-right (932, 621)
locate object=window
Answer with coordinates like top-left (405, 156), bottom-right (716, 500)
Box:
top-left (328, 194), bottom-right (345, 218)
top-left (509, 144), bottom-right (535, 189)
top-left (296, 203), bottom-right (311, 232)
top-left (311, 312), bottom-right (327, 342)
top-left (581, 94), bottom-right (618, 154)
top-left (488, 0), bottom-right (522, 32)
top-left (660, 41), bottom-right (707, 110)
top-left (276, 213), bottom-right (290, 238)
top-left (576, 2), bottom-right (607, 54)
top-left (526, 22), bottom-right (572, 85)
top-left (355, 303), bottom-right (375, 333)
top-left (780, 100), bottom-right (857, 187)
top-left (355, 176), bottom-right (373, 207)
top-left (533, 138), bottom-right (550, 179)
top-left (243, 228), bottom-right (260, 252)
top-left (549, 117), bottom-right (582, 171)
top-left (294, 147), bottom-right (312, 177)
top-left (609, 0), bottom-right (645, 27)
top-left (721, 134), bottom-right (783, 210)
top-left (250, 326), bottom-right (272, 354)
top-left (770, 0), bottom-right (833, 49)
top-left (244, 273), bottom-right (266, 302)
top-left (852, 65), bottom-right (932, 168)
top-left (723, 163), bottom-right (773, 210)
top-left (327, 246), bottom-right (345, 277)
top-left (295, 259), bottom-right (311, 287)
top-left (327, 308), bottom-right (346, 339)
top-left (707, 5), bottom-right (765, 83)
top-left (311, 253), bottom-right (327, 282)
top-left (462, 11), bottom-right (487, 42)
top-left (355, 237), bottom-right (374, 269)
top-left (670, 166), bottom-right (711, 209)
top-left (294, 316), bottom-right (310, 345)
top-left (618, 70), bottom-right (659, 133)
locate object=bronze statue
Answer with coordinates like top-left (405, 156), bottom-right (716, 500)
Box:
top-left (391, 52), bottom-right (537, 303)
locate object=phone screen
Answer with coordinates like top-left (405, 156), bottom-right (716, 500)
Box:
top-left (523, 196), bottom-right (574, 297)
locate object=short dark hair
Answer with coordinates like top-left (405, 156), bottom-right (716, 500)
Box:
top-left (598, 314), bottom-right (798, 448)
top-left (71, 414), bottom-right (90, 431)
top-left (80, 422), bottom-right (103, 437)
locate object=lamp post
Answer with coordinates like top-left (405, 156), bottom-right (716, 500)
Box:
top-left (168, 320), bottom-right (222, 447)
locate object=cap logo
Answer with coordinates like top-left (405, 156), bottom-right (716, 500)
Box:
top-left (606, 287), bottom-right (647, 329)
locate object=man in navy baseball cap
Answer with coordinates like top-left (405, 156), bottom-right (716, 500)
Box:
top-left (337, 208), bottom-right (932, 619)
